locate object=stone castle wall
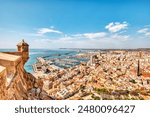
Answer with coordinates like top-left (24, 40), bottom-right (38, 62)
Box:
top-left (0, 66), bottom-right (7, 99)
top-left (6, 60), bottom-right (30, 99)
top-left (3, 52), bottom-right (22, 56)
top-left (0, 42), bottom-right (35, 100)
top-left (0, 52), bottom-right (35, 100)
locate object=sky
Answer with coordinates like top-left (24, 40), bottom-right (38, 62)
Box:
top-left (0, 0), bottom-right (150, 49)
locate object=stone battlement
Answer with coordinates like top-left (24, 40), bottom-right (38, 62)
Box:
top-left (0, 52), bottom-right (22, 66)
top-left (3, 51), bottom-right (22, 56)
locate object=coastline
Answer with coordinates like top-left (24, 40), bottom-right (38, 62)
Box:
top-left (1, 47), bottom-right (150, 100)
top-left (31, 49), bottom-right (150, 100)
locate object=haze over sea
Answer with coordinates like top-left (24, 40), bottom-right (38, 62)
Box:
top-left (0, 49), bottom-right (78, 73)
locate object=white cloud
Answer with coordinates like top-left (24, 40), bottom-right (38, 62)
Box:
top-left (73, 32), bottom-right (107, 39)
top-left (110, 34), bottom-right (129, 41)
top-left (37, 28), bottom-right (62, 35)
top-left (32, 27), bottom-right (132, 49)
top-left (138, 28), bottom-right (149, 33)
top-left (138, 28), bottom-right (150, 36)
top-left (83, 32), bottom-right (107, 39)
top-left (29, 23), bottom-right (141, 48)
top-left (33, 31), bottom-right (131, 49)
top-left (105, 21), bottom-right (128, 33)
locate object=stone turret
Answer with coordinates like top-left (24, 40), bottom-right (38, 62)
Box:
top-left (137, 60), bottom-right (142, 77)
top-left (17, 39), bottom-right (29, 65)
top-left (0, 40), bottom-right (36, 100)
top-left (137, 51), bottom-right (143, 77)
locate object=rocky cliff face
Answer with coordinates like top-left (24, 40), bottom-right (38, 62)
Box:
top-left (0, 66), bottom-right (7, 99)
top-left (0, 52), bottom-right (35, 100)
top-left (5, 64), bottom-right (35, 100)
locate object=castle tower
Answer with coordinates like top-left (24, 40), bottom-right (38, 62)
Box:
top-left (139, 51), bottom-right (142, 58)
top-left (17, 39), bottom-right (29, 65)
top-left (137, 59), bottom-right (142, 77)
top-left (137, 51), bottom-right (143, 77)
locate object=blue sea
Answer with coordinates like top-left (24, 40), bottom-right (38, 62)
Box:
top-left (0, 49), bottom-right (78, 73)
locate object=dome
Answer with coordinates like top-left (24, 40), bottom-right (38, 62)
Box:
top-left (17, 39), bottom-right (29, 46)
